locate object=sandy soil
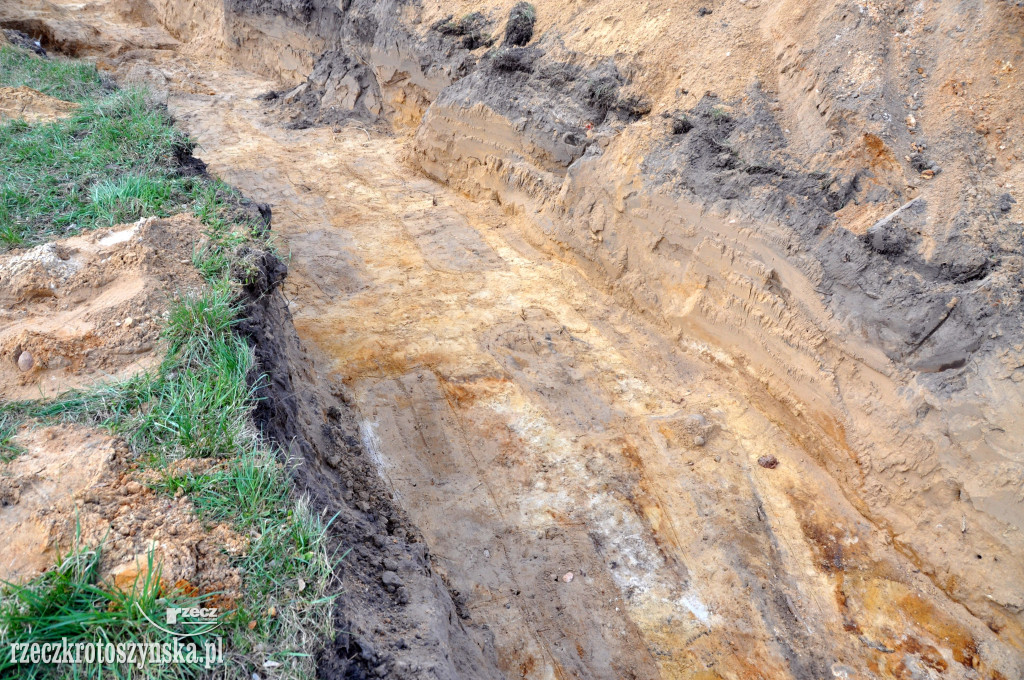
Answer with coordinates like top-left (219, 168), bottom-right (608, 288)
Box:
top-left (162, 70), bottom-right (1020, 678)
top-left (1, 0), bottom-right (1022, 677)
top-left (0, 424), bottom-right (244, 602)
top-left (0, 85), bottom-right (78, 123)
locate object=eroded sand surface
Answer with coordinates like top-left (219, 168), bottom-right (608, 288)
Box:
top-left (1, 0), bottom-right (1021, 676)
top-left (159, 67), bottom-right (1020, 679)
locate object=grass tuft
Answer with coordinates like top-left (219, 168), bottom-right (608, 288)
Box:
top-left (0, 45), bottom-right (105, 102)
top-left (0, 409), bottom-right (23, 461)
top-left (0, 531), bottom-right (216, 679)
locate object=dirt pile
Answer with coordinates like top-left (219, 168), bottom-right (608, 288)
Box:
top-left (0, 214), bottom-right (204, 401)
top-left (0, 424), bottom-right (244, 602)
top-left (0, 85), bottom-right (77, 122)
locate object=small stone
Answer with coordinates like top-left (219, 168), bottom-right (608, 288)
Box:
top-left (693, 436), bottom-right (706, 447)
top-left (757, 455), bottom-right (779, 469)
top-left (562, 572), bottom-right (574, 582)
top-left (921, 169), bottom-right (935, 179)
top-left (686, 414), bottom-right (708, 428)
top-left (381, 570), bottom-right (403, 588)
top-left (906, 114), bottom-right (916, 128)
top-left (124, 317), bottom-right (133, 327)
top-left (17, 351), bottom-right (34, 372)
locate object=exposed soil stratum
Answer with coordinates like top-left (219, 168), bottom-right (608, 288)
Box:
top-left (2, 0), bottom-right (1023, 678)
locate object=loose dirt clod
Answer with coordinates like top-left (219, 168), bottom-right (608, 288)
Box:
top-left (757, 454), bottom-right (779, 469)
top-left (0, 424), bottom-right (243, 598)
top-left (505, 2), bottom-right (536, 47)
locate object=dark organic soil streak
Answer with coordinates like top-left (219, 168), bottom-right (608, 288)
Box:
top-left (236, 250), bottom-right (503, 679)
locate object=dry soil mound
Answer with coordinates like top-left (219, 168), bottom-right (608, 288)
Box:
top-left (0, 214), bottom-right (205, 401)
top-left (0, 423), bottom-right (245, 602)
top-left (0, 85), bottom-right (78, 123)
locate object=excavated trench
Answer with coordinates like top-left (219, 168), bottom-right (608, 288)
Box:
top-left (5, 0), bottom-right (1024, 677)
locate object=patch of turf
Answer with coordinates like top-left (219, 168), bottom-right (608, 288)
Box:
top-left (0, 535), bottom-right (217, 679)
top-left (137, 284), bottom-right (256, 461)
top-left (0, 45), bottom-right (105, 102)
top-left (194, 476), bottom-right (334, 669)
top-left (0, 86), bottom-right (193, 247)
top-left (0, 48), bottom-right (267, 250)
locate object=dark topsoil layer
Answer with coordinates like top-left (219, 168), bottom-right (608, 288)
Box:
top-left (235, 249), bottom-right (505, 679)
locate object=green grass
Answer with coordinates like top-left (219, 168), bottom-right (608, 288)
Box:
top-left (0, 46), bottom-right (333, 679)
top-left (0, 410), bottom-right (23, 461)
top-left (136, 284), bottom-right (256, 461)
top-left (0, 86), bottom-right (192, 247)
top-left (0, 536), bottom-right (218, 679)
top-left (0, 45), bottom-right (105, 102)
top-left (29, 284), bottom-right (256, 461)
top-left (0, 46), bottom-right (266, 250)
